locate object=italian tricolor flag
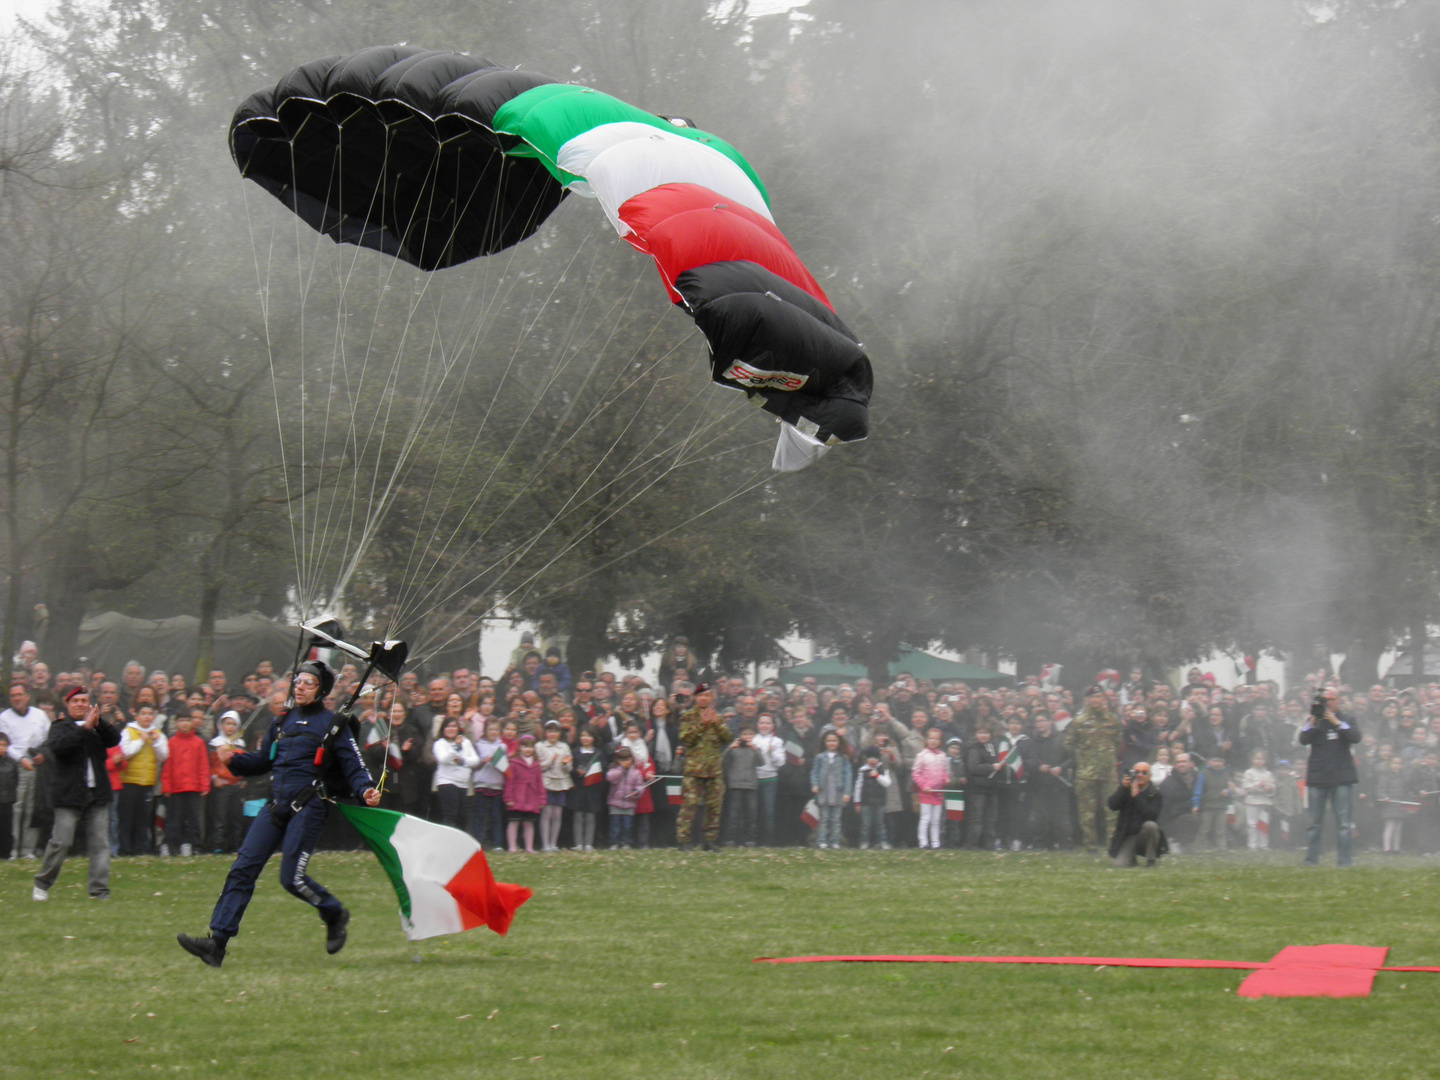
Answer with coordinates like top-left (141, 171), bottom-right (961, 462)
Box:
top-left (489, 745), bottom-right (509, 773)
top-left (583, 759), bottom-right (605, 786)
top-left (665, 778), bottom-right (684, 806)
top-left (338, 805), bottom-right (532, 941)
top-left (785, 739), bottom-right (805, 767)
top-left (944, 792), bottom-right (966, 822)
top-left (800, 799), bottom-right (819, 828)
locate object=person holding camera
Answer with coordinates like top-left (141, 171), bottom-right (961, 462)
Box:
top-left (1106, 762), bottom-right (1165, 867)
top-left (1300, 686), bottom-right (1361, 867)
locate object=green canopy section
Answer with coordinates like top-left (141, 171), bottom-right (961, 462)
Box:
top-left (777, 648), bottom-right (1011, 688)
top-left (493, 82), bottom-right (769, 201)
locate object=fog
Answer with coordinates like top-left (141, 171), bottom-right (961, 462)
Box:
top-left (3, 0), bottom-right (1438, 682)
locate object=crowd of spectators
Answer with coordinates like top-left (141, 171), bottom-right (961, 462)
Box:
top-left (3, 634), bottom-right (1438, 860)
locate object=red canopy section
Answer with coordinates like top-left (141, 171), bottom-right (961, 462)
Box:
top-left (618, 183), bottom-right (830, 307)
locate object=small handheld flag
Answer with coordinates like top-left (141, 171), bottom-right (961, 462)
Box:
top-left (801, 799), bottom-right (819, 829)
top-left (943, 791), bottom-right (965, 822)
top-left (489, 745), bottom-right (509, 773)
top-left (583, 759), bottom-right (605, 786)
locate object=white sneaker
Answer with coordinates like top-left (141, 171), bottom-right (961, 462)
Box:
top-left (31, 886), bottom-right (47, 901)
top-left (180, 844), bottom-right (192, 858)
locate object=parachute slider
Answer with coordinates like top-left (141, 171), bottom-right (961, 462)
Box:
top-left (368, 640), bottom-right (409, 684)
top-left (300, 617), bottom-right (369, 662)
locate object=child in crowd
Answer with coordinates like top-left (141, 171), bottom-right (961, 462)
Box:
top-left (504, 735), bottom-right (544, 853)
top-left (471, 719), bottom-right (508, 850)
top-left (722, 725), bottom-right (764, 846)
top-left (1377, 755), bottom-right (1410, 853)
top-left (207, 712), bottom-right (247, 853)
top-left (631, 746), bottom-right (657, 849)
top-left (536, 720), bottom-right (574, 852)
top-left (853, 744), bottom-right (892, 849)
top-left (752, 714), bottom-right (785, 846)
top-left (943, 737), bottom-right (965, 848)
top-left (913, 728), bottom-right (951, 850)
top-left (810, 731), bottom-right (852, 849)
top-left (161, 714), bottom-right (209, 856)
top-left (1196, 753), bottom-right (1232, 851)
top-left (605, 745), bottom-right (647, 848)
top-left (1149, 745), bottom-right (1173, 786)
top-left (569, 728), bottom-right (605, 852)
top-left (118, 703), bottom-right (168, 856)
top-left (1237, 748), bottom-right (1276, 850)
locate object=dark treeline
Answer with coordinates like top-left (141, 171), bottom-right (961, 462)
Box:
top-left (3, 0), bottom-right (1440, 686)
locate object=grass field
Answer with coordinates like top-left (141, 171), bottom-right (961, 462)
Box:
top-left (5, 846), bottom-right (1440, 1080)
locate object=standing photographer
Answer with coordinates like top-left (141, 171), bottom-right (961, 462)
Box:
top-left (1106, 762), bottom-right (1165, 867)
top-left (1300, 686), bottom-right (1361, 867)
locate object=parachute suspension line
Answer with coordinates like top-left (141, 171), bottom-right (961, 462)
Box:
top-left (413, 449), bottom-right (774, 667)
top-left (242, 179), bottom-right (303, 625)
top-left (385, 311), bottom-right (705, 635)
top-left (317, 126), bottom-right (451, 615)
top-left (382, 212), bottom-right (655, 629)
top-left (506, 461), bottom-right (774, 614)
top-left (408, 387), bottom-right (760, 660)
top-left (380, 212), bottom-right (620, 627)
top-left (314, 127), bottom-right (498, 620)
top-left (322, 145), bottom-right (625, 632)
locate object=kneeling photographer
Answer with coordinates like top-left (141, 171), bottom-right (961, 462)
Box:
top-left (1107, 762), bottom-right (1166, 868)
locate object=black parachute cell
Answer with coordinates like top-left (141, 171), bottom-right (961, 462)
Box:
top-left (230, 45), bottom-right (567, 270)
top-left (675, 261), bottom-right (871, 444)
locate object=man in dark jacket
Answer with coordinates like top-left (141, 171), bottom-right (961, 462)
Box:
top-left (1300, 687), bottom-right (1361, 867)
top-left (1158, 752), bottom-right (1201, 851)
top-left (177, 661), bottom-right (380, 966)
top-left (1107, 762), bottom-right (1165, 867)
top-left (1028, 715), bottom-right (1074, 850)
top-left (33, 686), bottom-right (122, 901)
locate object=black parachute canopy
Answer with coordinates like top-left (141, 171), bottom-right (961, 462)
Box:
top-left (230, 45), bottom-right (567, 270)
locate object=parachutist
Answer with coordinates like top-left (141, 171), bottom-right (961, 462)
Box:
top-left (177, 661), bottom-right (380, 967)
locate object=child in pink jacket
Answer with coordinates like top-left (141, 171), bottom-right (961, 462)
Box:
top-left (605, 746), bottom-right (648, 849)
top-left (911, 728), bottom-right (950, 850)
top-left (503, 735), bottom-right (544, 852)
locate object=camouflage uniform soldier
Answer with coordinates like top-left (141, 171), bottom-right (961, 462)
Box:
top-left (1066, 686), bottom-right (1122, 851)
top-left (676, 684), bottom-right (729, 850)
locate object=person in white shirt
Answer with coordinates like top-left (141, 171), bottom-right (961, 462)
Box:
top-left (0, 684), bottom-right (50, 858)
top-left (432, 718), bottom-right (480, 831)
top-left (751, 714), bottom-right (786, 845)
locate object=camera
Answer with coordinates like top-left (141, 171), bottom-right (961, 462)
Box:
top-left (1124, 768), bottom-right (1138, 783)
top-left (1311, 693), bottom-right (1327, 718)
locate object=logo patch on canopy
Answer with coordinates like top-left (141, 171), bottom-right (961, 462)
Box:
top-left (724, 360), bottom-right (808, 391)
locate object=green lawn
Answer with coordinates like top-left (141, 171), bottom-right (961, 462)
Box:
top-left (5, 847), bottom-right (1439, 1080)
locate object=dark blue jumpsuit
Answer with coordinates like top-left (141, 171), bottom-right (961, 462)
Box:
top-left (209, 704), bottom-right (372, 939)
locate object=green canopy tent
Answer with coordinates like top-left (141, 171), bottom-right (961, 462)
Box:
top-left (776, 649), bottom-right (1011, 688)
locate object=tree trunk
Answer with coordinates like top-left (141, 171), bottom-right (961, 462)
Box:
top-left (861, 636), bottom-right (900, 687)
top-left (194, 578), bottom-right (221, 687)
top-left (564, 597), bottom-right (613, 680)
